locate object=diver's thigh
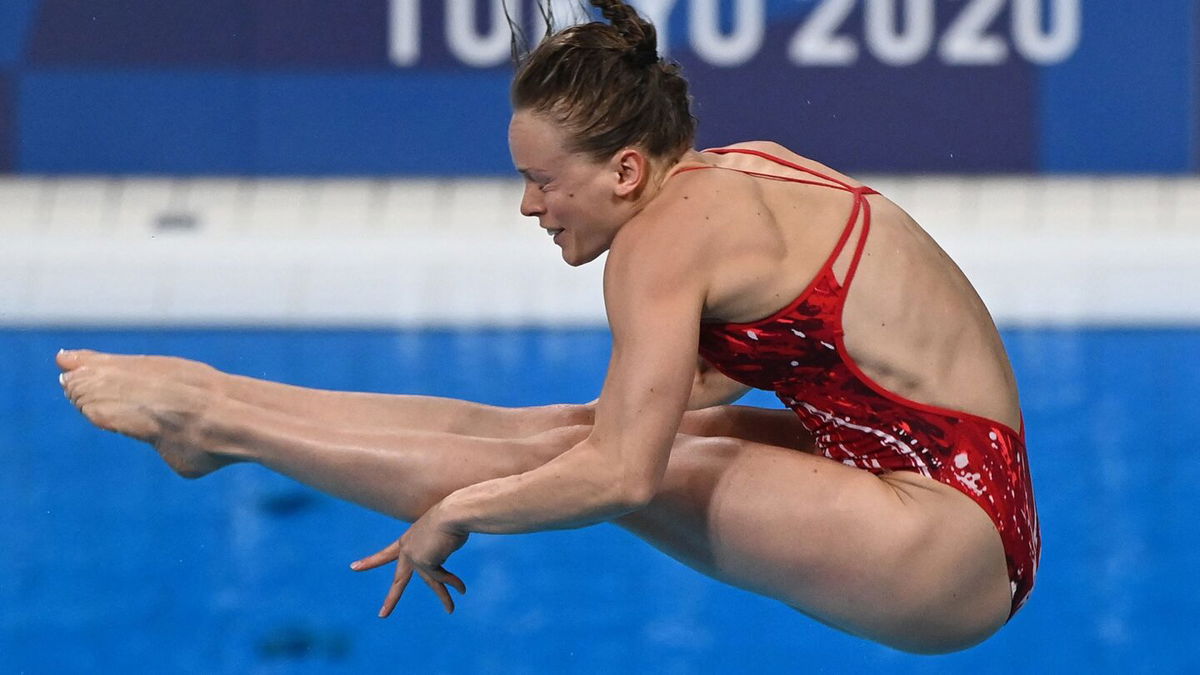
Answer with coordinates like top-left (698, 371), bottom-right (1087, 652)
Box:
top-left (619, 435), bottom-right (1010, 653)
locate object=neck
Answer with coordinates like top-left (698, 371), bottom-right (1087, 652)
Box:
top-left (630, 148), bottom-right (705, 213)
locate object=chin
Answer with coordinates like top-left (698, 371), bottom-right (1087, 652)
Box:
top-left (561, 245), bottom-right (604, 267)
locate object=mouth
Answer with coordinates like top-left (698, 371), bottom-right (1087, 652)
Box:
top-left (544, 227), bottom-right (565, 241)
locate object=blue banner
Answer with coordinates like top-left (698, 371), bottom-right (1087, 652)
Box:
top-left (0, 1), bottom-right (1194, 175)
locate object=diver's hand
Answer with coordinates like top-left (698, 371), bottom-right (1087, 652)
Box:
top-left (351, 504), bottom-right (468, 616)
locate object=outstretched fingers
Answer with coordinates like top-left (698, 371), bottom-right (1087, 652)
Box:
top-left (418, 567), bottom-right (467, 614)
top-left (380, 560), bottom-right (415, 618)
top-left (350, 540), bottom-right (412, 617)
top-left (351, 541), bottom-right (467, 617)
top-left (350, 540), bottom-right (402, 572)
top-left (416, 568), bottom-right (453, 614)
top-left (438, 568), bottom-right (467, 596)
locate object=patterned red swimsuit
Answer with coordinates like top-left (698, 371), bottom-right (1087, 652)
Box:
top-left (683, 148), bottom-right (1040, 618)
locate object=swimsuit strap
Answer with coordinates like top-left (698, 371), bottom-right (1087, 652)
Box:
top-left (839, 192), bottom-right (872, 291)
top-left (674, 147), bottom-right (878, 290)
top-left (702, 147), bottom-right (865, 193)
top-left (672, 164), bottom-right (852, 192)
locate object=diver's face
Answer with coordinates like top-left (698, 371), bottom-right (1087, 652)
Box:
top-left (509, 110), bottom-right (624, 266)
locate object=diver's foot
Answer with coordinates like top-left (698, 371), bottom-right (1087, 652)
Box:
top-left (57, 349), bottom-right (239, 478)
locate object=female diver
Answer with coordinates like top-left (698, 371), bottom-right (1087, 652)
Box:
top-left (58, 0), bottom-right (1037, 654)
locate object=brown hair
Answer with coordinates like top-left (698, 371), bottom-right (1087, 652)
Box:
top-left (510, 0), bottom-right (696, 163)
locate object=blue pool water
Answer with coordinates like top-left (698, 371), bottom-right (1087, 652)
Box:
top-left (1, 327), bottom-right (1197, 673)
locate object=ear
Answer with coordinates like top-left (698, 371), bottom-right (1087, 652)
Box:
top-left (611, 148), bottom-right (649, 198)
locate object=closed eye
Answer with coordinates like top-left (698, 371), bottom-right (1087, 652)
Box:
top-left (519, 169), bottom-right (552, 191)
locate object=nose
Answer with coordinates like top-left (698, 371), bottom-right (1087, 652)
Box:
top-left (520, 183), bottom-right (545, 217)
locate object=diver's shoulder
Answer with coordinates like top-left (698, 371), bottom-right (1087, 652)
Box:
top-left (706, 140), bottom-right (795, 157)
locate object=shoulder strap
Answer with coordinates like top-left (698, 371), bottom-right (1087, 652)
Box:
top-left (838, 194), bottom-right (873, 290)
top-left (703, 147), bottom-right (858, 192)
top-left (684, 147), bottom-right (878, 290)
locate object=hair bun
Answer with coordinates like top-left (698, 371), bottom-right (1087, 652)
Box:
top-left (512, 0), bottom-right (696, 163)
top-left (627, 44), bottom-right (658, 67)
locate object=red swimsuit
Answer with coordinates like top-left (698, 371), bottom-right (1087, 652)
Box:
top-left (682, 148), bottom-right (1040, 617)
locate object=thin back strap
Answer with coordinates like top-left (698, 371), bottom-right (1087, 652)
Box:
top-left (839, 195), bottom-right (872, 290)
top-left (703, 147), bottom-right (878, 288)
top-left (673, 163), bottom-right (848, 191)
top-left (678, 146), bottom-right (878, 290)
top-left (704, 147), bottom-right (858, 192)
top-left (681, 147), bottom-right (880, 196)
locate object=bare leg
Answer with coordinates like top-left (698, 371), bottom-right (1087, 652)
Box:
top-left (59, 350), bottom-right (1009, 652)
top-left (58, 350), bottom-right (594, 438)
top-left (213, 376), bottom-right (592, 438)
top-left (99, 389), bottom-right (1010, 652)
top-left (620, 436), bottom-right (1013, 653)
top-left (57, 350), bottom-right (812, 446)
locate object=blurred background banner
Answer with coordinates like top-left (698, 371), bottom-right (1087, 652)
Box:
top-left (0, 0), bottom-right (1195, 175)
